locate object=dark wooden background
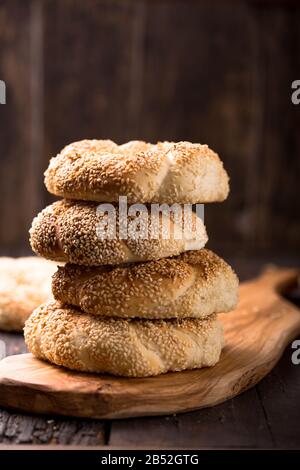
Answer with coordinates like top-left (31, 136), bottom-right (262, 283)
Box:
top-left (0, 0), bottom-right (299, 260)
top-left (0, 0), bottom-right (300, 449)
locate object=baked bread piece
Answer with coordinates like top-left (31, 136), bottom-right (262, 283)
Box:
top-left (52, 249), bottom-right (238, 319)
top-left (44, 139), bottom-right (229, 204)
top-left (0, 257), bottom-right (57, 332)
top-left (24, 300), bottom-right (224, 377)
top-left (30, 200), bottom-right (208, 266)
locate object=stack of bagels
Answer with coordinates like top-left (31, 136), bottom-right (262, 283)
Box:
top-left (25, 139), bottom-right (238, 377)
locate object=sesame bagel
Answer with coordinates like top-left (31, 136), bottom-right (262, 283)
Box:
top-left (0, 257), bottom-right (57, 332)
top-left (24, 300), bottom-right (224, 377)
top-left (44, 139), bottom-right (229, 204)
top-left (29, 200), bottom-right (208, 266)
top-left (52, 249), bottom-right (238, 319)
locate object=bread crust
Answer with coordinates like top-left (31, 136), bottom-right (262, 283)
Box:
top-left (44, 140), bottom-right (229, 204)
top-left (52, 249), bottom-right (238, 319)
top-left (24, 300), bottom-right (224, 377)
top-left (0, 257), bottom-right (57, 332)
top-left (29, 200), bottom-right (208, 266)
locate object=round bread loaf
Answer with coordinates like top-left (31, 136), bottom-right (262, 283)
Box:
top-left (52, 249), bottom-right (238, 319)
top-left (24, 300), bottom-right (224, 377)
top-left (44, 139), bottom-right (229, 204)
top-left (29, 200), bottom-right (208, 266)
top-left (0, 257), bottom-right (57, 332)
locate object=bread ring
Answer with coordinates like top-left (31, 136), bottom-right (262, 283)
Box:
top-left (52, 249), bottom-right (238, 319)
top-left (24, 300), bottom-right (224, 377)
top-left (0, 257), bottom-right (57, 332)
top-left (29, 200), bottom-right (208, 266)
top-left (44, 140), bottom-right (229, 204)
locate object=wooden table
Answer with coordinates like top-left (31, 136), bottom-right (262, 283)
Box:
top-left (0, 258), bottom-right (300, 449)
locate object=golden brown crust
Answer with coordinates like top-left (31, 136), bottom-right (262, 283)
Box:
top-left (44, 140), bottom-right (229, 204)
top-left (24, 300), bottom-right (224, 377)
top-left (29, 200), bottom-right (208, 266)
top-left (0, 257), bottom-right (57, 332)
top-left (52, 249), bottom-right (238, 319)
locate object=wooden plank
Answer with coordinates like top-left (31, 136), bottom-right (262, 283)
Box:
top-left (108, 348), bottom-right (300, 449)
top-left (109, 388), bottom-right (273, 448)
top-left (42, 0), bottom-right (147, 203)
top-left (109, 264), bottom-right (300, 449)
top-left (138, 1), bottom-right (299, 257)
top-left (0, 332), bottom-right (107, 445)
top-left (109, 263), bottom-right (300, 448)
top-left (139, 1), bottom-right (261, 254)
top-left (0, 0), bottom-right (299, 258)
top-left (256, 335), bottom-right (300, 449)
top-left (0, 258), bottom-right (299, 446)
top-left (0, 0), bottom-right (44, 256)
top-left (247, 5), bottom-right (300, 254)
top-left (0, 409), bottom-right (106, 445)
top-left (0, 0), bottom-right (299, 446)
top-left (0, 332), bottom-right (27, 357)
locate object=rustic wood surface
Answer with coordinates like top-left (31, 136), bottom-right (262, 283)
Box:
top-left (0, 260), bottom-right (300, 447)
top-left (0, 0), bottom-right (299, 448)
top-left (0, 268), bottom-right (299, 421)
top-left (0, 0), bottom-right (299, 258)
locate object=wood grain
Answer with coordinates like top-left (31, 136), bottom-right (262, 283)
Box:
top-left (42, 0), bottom-right (143, 206)
top-left (0, 409), bottom-right (106, 445)
top-left (0, 0), bottom-right (43, 256)
top-left (0, 268), bottom-right (299, 420)
top-left (256, 338), bottom-right (300, 449)
top-left (0, 0), bottom-right (300, 257)
top-left (109, 388), bottom-right (274, 448)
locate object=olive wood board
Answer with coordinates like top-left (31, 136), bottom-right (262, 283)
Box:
top-left (0, 268), bottom-right (299, 419)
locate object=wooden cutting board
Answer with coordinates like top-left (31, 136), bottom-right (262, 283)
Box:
top-left (0, 267), bottom-right (299, 419)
